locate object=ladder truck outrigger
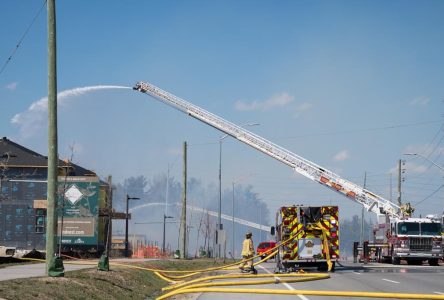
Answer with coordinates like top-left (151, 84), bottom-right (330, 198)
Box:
top-left (133, 81), bottom-right (443, 268)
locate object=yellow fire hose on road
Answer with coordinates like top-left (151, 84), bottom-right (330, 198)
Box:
top-left (160, 287), bottom-right (444, 300)
top-left (157, 273), bottom-right (330, 300)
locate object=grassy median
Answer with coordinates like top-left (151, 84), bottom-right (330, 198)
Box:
top-left (0, 258), bottom-right (228, 300)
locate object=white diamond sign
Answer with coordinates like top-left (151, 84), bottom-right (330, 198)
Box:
top-left (65, 185), bottom-right (84, 204)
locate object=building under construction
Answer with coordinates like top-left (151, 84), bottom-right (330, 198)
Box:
top-left (0, 137), bottom-right (113, 257)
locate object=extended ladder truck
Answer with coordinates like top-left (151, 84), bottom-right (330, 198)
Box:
top-left (133, 81), bottom-right (442, 268)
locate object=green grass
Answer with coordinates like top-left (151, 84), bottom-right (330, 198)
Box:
top-left (0, 259), bottom-right (227, 300)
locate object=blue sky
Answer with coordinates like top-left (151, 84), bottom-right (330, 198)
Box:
top-left (1, 0), bottom-right (444, 221)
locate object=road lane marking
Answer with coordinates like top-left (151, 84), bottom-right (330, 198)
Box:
top-left (258, 265), bottom-right (309, 300)
top-left (353, 272), bottom-right (361, 275)
top-left (382, 278), bottom-right (400, 284)
top-left (434, 292), bottom-right (444, 295)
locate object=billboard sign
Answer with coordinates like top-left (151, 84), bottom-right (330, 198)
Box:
top-left (57, 176), bottom-right (99, 245)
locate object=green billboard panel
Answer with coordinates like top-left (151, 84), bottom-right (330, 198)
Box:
top-left (57, 176), bottom-right (99, 245)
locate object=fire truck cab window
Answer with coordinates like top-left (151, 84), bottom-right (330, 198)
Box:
top-left (398, 222), bottom-right (419, 235)
top-left (421, 223), bottom-right (441, 236)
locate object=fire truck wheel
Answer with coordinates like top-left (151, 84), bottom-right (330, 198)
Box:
top-left (428, 259), bottom-right (439, 266)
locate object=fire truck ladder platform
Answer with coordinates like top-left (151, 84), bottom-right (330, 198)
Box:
top-left (133, 81), bottom-right (401, 219)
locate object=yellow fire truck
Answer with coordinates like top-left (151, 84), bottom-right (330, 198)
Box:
top-left (271, 205), bottom-right (339, 272)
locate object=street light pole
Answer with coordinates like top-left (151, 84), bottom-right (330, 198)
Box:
top-left (218, 136), bottom-right (223, 231)
top-left (232, 181), bottom-right (235, 258)
top-left (163, 214), bottom-right (173, 253)
top-left (125, 194), bottom-right (140, 258)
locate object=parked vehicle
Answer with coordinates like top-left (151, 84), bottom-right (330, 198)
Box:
top-left (257, 241), bottom-right (277, 260)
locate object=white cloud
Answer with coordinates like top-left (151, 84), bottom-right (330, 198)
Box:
top-left (11, 85), bottom-right (131, 139)
top-left (167, 147), bottom-right (182, 156)
top-left (235, 92), bottom-right (294, 112)
top-left (333, 150), bottom-right (349, 161)
top-left (5, 82), bottom-right (18, 91)
top-left (295, 102), bottom-right (313, 112)
top-left (409, 96), bottom-right (430, 106)
top-left (293, 102), bottom-right (313, 118)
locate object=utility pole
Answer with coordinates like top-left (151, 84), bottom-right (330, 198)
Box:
top-left (218, 138), bottom-right (223, 258)
top-left (125, 194), bottom-right (140, 257)
top-left (98, 175), bottom-right (112, 271)
top-left (162, 214), bottom-right (173, 253)
top-left (46, 0), bottom-right (64, 277)
top-left (389, 173), bottom-right (392, 202)
top-left (397, 159), bottom-right (402, 210)
top-left (179, 141), bottom-right (187, 259)
top-left (232, 181), bottom-right (235, 258)
top-left (360, 172), bottom-right (367, 247)
top-left (206, 212), bottom-right (210, 257)
top-left (165, 164), bottom-right (169, 216)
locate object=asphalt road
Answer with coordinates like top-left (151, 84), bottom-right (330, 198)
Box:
top-left (195, 261), bottom-right (444, 300)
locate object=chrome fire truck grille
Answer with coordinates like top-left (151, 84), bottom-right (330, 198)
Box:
top-left (409, 237), bottom-right (432, 252)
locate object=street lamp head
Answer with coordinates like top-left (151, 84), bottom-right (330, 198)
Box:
top-left (403, 153), bottom-right (417, 156)
top-left (126, 194), bottom-right (140, 200)
top-left (404, 152), bottom-right (444, 172)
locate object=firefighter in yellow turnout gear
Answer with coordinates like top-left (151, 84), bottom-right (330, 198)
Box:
top-left (239, 231), bottom-right (257, 274)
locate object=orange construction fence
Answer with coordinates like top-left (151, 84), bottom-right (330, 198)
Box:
top-left (132, 245), bottom-right (171, 259)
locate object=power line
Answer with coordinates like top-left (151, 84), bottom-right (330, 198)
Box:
top-left (0, 0), bottom-right (47, 77)
top-left (424, 123), bottom-right (444, 158)
top-left (275, 120), bottom-right (442, 140)
top-left (189, 120), bottom-right (441, 147)
top-left (411, 123), bottom-right (444, 179)
top-left (414, 185), bottom-right (444, 206)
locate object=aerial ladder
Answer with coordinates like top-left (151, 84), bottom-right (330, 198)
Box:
top-left (133, 81), bottom-right (401, 219)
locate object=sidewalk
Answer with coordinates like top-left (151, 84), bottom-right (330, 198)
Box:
top-left (0, 258), bottom-right (159, 281)
top-left (0, 262), bottom-right (93, 281)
